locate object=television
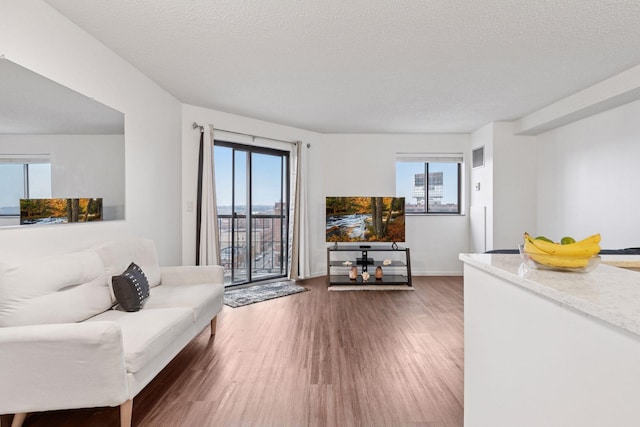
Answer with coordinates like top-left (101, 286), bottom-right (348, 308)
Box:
top-left (326, 196), bottom-right (405, 243)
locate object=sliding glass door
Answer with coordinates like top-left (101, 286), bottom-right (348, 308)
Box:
top-left (214, 141), bottom-right (289, 286)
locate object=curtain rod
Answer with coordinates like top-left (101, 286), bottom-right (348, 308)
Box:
top-left (192, 122), bottom-right (300, 146)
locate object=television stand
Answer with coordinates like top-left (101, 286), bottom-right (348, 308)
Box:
top-left (327, 245), bottom-right (412, 286)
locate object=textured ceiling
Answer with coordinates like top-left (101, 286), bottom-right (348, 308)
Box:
top-left (45, 0), bottom-right (640, 133)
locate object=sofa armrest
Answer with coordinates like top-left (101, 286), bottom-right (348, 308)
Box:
top-left (0, 321), bottom-right (129, 414)
top-left (160, 265), bottom-right (224, 287)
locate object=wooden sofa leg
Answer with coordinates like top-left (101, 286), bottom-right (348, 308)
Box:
top-left (10, 413), bottom-right (27, 427)
top-left (210, 316), bottom-right (217, 337)
top-left (0, 414), bottom-right (12, 427)
top-left (120, 400), bottom-right (133, 427)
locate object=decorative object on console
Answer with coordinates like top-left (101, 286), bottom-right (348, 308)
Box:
top-left (362, 271), bottom-right (370, 281)
top-left (112, 262), bottom-right (150, 312)
top-left (20, 198), bottom-right (102, 225)
top-left (375, 266), bottom-right (383, 279)
top-left (349, 266), bottom-right (358, 280)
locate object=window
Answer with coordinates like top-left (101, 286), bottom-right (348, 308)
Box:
top-left (396, 154), bottom-right (462, 214)
top-left (0, 158), bottom-right (52, 216)
top-left (214, 141), bottom-right (290, 286)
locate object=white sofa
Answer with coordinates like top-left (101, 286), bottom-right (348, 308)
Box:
top-left (0, 238), bottom-right (224, 427)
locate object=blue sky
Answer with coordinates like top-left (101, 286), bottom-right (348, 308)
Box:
top-left (214, 146), bottom-right (284, 207)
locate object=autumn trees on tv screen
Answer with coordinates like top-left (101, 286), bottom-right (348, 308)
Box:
top-left (325, 196), bottom-right (405, 242)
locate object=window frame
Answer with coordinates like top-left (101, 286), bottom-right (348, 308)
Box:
top-left (396, 153), bottom-right (463, 215)
top-left (0, 156), bottom-right (52, 217)
top-left (213, 139), bottom-right (291, 286)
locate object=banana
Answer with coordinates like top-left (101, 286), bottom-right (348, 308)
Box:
top-left (529, 253), bottom-right (589, 268)
top-left (523, 238), bottom-right (548, 255)
top-left (523, 232), bottom-right (600, 257)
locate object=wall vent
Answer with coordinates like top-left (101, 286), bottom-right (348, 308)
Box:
top-left (472, 146), bottom-right (484, 168)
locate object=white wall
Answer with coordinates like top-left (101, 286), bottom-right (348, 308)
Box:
top-left (536, 98), bottom-right (640, 249)
top-left (492, 122), bottom-right (537, 249)
top-left (0, 1), bottom-right (182, 264)
top-left (470, 124), bottom-right (494, 252)
top-left (470, 122), bottom-right (537, 251)
top-left (320, 134), bottom-right (471, 275)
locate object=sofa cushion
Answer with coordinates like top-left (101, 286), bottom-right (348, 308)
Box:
top-left (112, 263), bottom-right (150, 312)
top-left (144, 283), bottom-right (224, 322)
top-left (86, 307), bottom-right (193, 373)
top-left (93, 239), bottom-right (162, 302)
top-left (0, 250), bottom-right (112, 327)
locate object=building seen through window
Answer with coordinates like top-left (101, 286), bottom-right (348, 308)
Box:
top-left (396, 156), bottom-right (461, 214)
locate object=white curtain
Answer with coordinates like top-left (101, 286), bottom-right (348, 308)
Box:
top-left (197, 125), bottom-right (220, 266)
top-left (288, 141), bottom-right (310, 280)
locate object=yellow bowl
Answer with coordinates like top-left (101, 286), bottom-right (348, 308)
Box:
top-left (518, 244), bottom-right (601, 273)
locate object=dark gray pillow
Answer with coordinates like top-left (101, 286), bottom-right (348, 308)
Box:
top-left (112, 262), bottom-right (150, 312)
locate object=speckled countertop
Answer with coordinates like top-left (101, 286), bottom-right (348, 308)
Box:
top-left (459, 253), bottom-right (640, 337)
top-left (601, 255), bottom-right (640, 269)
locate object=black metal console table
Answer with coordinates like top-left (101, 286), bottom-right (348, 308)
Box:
top-left (326, 245), bottom-right (412, 286)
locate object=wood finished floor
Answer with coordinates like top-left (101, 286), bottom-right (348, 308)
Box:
top-left (18, 276), bottom-right (463, 427)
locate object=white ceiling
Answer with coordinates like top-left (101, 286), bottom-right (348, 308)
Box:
top-left (44, 0), bottom-right (640, 134)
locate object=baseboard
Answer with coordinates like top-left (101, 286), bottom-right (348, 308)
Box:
top-left (298, 271), bottom-right (326, 280)
top-left (411, 271), bottom-right (463, 276)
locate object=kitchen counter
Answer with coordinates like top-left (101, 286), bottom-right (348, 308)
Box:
top-left (460, 253), bottom-right (640, 427)
top-left (601, 254), bottom-right (640, 269)
top-left (459, 253), bottom-right (640, 337)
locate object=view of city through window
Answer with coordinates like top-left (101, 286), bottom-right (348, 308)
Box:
top-left (396, 161), bottom-right (460, 213)
top-left (214, 143), bottom-right (289, 285)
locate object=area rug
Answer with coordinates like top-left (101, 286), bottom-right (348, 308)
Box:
top-left (224, 280), bottom-right (309, 307)
top-left (328, 285), bottom-right (415, 291)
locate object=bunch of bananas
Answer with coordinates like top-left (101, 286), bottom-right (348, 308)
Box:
top-left (523, 232), bottom-right (601, 268)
